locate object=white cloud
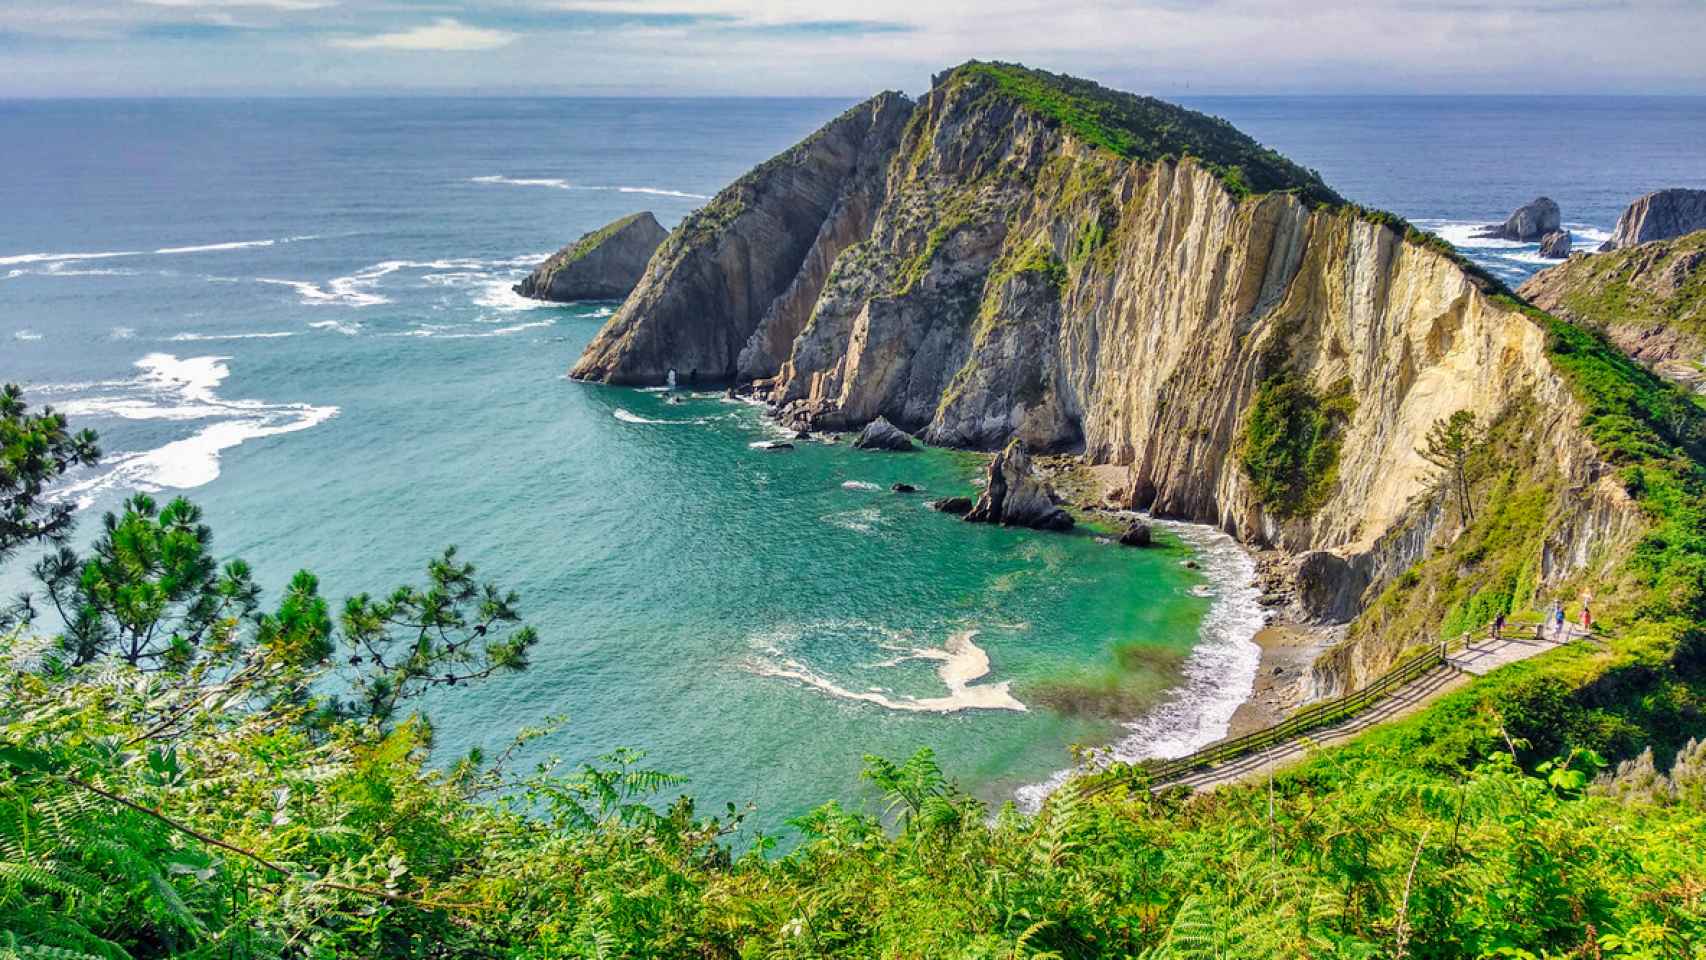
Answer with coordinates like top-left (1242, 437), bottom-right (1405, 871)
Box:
top-left (133, 0), bottom-right (336, 9)
top-left (330, 17), bottom-right (517, 51)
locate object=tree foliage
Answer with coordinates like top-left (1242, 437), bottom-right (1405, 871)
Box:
top-left (0, 383), bottom-right (99, 563)
top-left (1419, 410), bottom-right (1488, 523)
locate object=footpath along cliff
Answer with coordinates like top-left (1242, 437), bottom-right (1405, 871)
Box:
top-left (572, 63), bottom-right (1656, 695)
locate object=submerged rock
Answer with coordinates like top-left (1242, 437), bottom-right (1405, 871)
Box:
top-left (1600, 189), bottom-right (1706, 251)
top-left (1117, 521), bottom-right (1153, 547)
top-left (965, 440), bottom-right (1074, 531)
top-left (515, 212), bottom-right (667, 303)
top-left (929, 496), bottom-right (974, 514)
top-left (1475, 197), bottom-right (1561, 242)
top-left (853, 416), bottom-right (917, 451)
top-left (1538, 230), bottom-right (1573, 259)
top-left (891, 482), bottom-right (918, 493)
top-left (751, 440), bottom-right (794, 451)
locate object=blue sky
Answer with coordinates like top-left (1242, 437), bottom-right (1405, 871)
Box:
top-left (3, 0), bottom-right (1705, 96)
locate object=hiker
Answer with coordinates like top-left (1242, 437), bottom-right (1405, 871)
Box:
top-left (1492, 612), bottom-right (1505, 641)
top-left (1581, 602), bottom-right (1593, 632)
top-left (1553, 604), bottom-right (1567, 640)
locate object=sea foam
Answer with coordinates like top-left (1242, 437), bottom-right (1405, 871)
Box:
top-left (748, 624), bottom-right (1026, 714)
top-left (1014, 518), bottom-right (1266, 811)
top-left (48, 353), bottom-right (337, 506)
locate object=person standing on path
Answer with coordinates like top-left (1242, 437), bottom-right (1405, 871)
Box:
top-left (1492, 612), bottom-right (1505, 641)
top-left (1553, 603), bottom-right (1567, 640)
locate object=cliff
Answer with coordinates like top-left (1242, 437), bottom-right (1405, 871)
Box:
top-left (1600, 188), bottom-right (1706, 251)
top-left (571, 62), bottom-right (1654, 691)
top-left (514, 211), bottom-right (667, 302)
top-left (1520, 230), bottom-right (1706, 394)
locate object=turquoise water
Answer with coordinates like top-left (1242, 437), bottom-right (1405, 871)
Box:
top-left (8, 95), bottom-right (1698, 828)
top-left (0, 95), bottom-right (1233, 826)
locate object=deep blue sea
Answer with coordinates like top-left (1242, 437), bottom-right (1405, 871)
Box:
top-left (3, 95), bottom-right (1703, 830)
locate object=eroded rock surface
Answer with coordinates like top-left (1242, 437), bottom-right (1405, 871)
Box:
top-left (965, 440), bottom-right (1074, 531)
top-left (515, 212), bottom-right (667, 302)
top-left (1600, 189), bottom-right (1706, 251)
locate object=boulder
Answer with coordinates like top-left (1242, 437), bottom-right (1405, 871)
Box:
top-left (964, 440), bottom-right (1074, 532)
top-left (929, 496), bottom-right (974, 515)
top-left (891, 482), bottom-right (918, 493)
top-left (1538, 230), bottom-right (1572, 259)
top-left (1600, 189), bottom-right (1706, 251)
top-left (1117, 521), bottom-right (1153, 547)
top-left (852, 416), bottom-right (917, 452)
top-left (514, 212), bottom-right (668, 303)
top-left (1475, 197), bottom-right (1561, 242)
top-left (751, 440), bottom-right (794, 451)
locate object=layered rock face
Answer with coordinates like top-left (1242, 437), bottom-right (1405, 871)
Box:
top-left (1600, 189), bottom-right (1706, 251)
top-left (515, 212), bottom-right (667, 302)
top-left (1477, 197), bottom-right (1562, 242)
top-left (572, 63), bottom-right (1647, 684)
top-left (569, 93), bottom-right (913, 385)
top-left (1521, 230), bottom-right (1706, 393)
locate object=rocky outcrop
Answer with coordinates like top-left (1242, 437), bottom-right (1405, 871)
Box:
top-left (571, 62), bottom-right (1651, 687)
top-left (569, 93), bottom-right (914, 385)
top-left (1520, 230), bottom-right (1706, 393)
top-left (929, 496), bottom-right (974, 515)
top-left (1538, 230), bottom-right (1572, 259)
top-left (515, 212), bottom-right (667, 302)
top-left (1476, 197), bottom-right (1561, 242)
top-left (964, 440), bottom-right (1073, 530)
top-left (1600, 189), bottom-right (1706, 251)
top-left (852, 416), bottom-right (916, 451)
top-left (1117, 521), bottom-right (1152, 547)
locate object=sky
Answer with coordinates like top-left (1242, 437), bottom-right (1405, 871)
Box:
top-left (3, 0), bottom-right (1706, 97)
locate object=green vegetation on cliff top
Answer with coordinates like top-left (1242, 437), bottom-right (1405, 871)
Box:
top-left (1539, 230), bottom-right (1706, 342)
top-left (947, 61), bottom-right (1344, 207)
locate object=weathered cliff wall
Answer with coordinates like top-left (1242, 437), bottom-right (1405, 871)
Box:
top-left (571, 64), bottom-right (1649, 688)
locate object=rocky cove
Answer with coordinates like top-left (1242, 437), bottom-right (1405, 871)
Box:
top-left (568, 62), bottom-right (1654, 759)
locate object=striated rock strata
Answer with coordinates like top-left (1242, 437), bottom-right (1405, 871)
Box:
top-left (1600, 189), bottom-right (1706, 251)
top-left (571, 62), bottom-right (1649, 691)
top-left (515, 212), bottom-right (667, 302)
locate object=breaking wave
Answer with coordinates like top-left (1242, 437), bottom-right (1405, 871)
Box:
top-left (47, 353), bottom-right (337, 506)
top-left (470, 174), bottom-right (708, 200)
top-left (1014, 518), bottom-right (1265, 810)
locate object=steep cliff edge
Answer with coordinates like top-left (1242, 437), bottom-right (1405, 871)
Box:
top-left (569, 93), bottom-right (913, 385)
top-left (572, 63), bottom-right (1668, 692)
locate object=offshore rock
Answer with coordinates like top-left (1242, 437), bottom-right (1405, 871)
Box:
top-left (515, 212), bottom-right (667, 302)
top-left (1475, 197), bottom-right (1561, 242)
top-left (929, 496), bottom-right (974, 514)
top-left (1538, 230), bottom-right (1572, 259)
top-left (853, 415), bottom-right (917, 451)
top-left (965, 440), bottom-right (1074, 531)
top-left (1600, 189), bottom-right (1706, 251)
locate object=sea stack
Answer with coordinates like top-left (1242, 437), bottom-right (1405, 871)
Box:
top-left (965, 440), bottom-right (1074, 531)
top-left (1599, 189), bottom-right (1706, 251)
top-left (1475, 197), bottom-right (1562, 242)
top-left (514, 211), bottom-right (667, 303)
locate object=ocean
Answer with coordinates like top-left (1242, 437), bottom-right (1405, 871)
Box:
top-left (3, 94), bottom-right (1702, 829)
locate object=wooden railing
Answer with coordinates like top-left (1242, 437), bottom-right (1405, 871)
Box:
top-left (1080, 614), bottom-right (1596, 796)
